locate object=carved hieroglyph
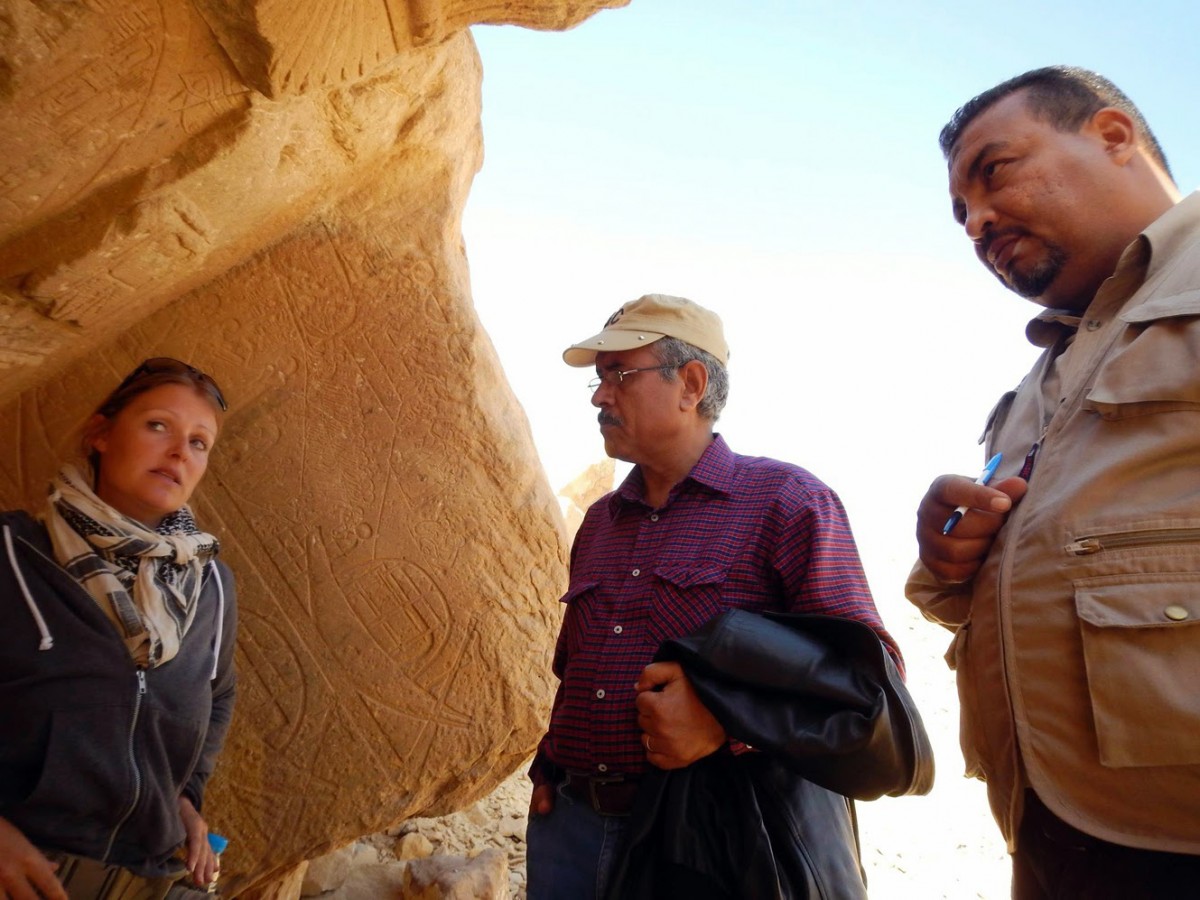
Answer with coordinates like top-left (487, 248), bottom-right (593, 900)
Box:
top-left (0, 0), bottom-right (627, 892)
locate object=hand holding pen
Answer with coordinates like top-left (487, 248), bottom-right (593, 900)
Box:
top-left (916, 453), bottom-right (1024, 585)
top-left (942, 453), bottom-right (1003, 535)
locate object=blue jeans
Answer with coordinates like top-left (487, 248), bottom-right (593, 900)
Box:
top-left (526, 781), bottom-right (630, 900)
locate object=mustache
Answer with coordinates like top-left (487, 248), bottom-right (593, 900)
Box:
top-left (979, 225), bottom-right (1028, 259)
top-left (598, 412), bottom-right (622, 427)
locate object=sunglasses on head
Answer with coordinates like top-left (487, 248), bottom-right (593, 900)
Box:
top-left (116, 357), bottom-right (228, 411)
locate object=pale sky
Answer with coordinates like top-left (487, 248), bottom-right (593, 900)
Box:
top-left (465, 0), bottom-right (1198, 599)
top-left (466, 4), bottom-right (1196, 467)
top-left (462, 3), bottom-right (1199, 894)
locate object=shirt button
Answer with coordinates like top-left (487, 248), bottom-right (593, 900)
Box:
top-left (649, 514), bottom-right (659, 522)
top-left (597, 763), bottom-right (608, 773)
top-left (1086, 319), bottom-right (1102, 331)
top-left (1164, 605), bottom-right (1190, 621)
top-left (596, 689), bottom-right (606, 699)
top-left (631, 568), bottom-right (640, 577)
top-left (613, 625), bottom-right (623, 634)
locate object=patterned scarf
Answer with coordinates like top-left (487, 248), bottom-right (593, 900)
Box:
top-left (43, 465), bottom-right (220, 667)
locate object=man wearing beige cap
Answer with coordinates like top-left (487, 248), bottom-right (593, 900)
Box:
top-left (525, 294), bottom-right (920, 899)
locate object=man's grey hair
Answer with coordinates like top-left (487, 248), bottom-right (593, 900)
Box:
top-left (651, 336), bottom-right (730, 421)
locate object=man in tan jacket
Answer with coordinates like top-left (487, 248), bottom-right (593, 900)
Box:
top-left (908, 65), bottom-right (1200, 898)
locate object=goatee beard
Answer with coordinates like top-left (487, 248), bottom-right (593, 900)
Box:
top-left (1000, 243), bottom-right (1068, 299)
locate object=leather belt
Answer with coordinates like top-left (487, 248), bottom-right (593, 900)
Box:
top-left (561, 771), bottom-right (640, 817)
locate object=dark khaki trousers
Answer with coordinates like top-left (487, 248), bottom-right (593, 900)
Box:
top-left (1012, 791), bottom-right (1200, 900)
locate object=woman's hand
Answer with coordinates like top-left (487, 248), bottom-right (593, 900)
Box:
top-left (0, 815), bottom-right (68, 900)
top-left (177, 796), bottom-right (218, 888)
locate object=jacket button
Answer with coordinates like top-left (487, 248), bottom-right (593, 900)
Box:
top-left (1164, 605), bottom-right (1189, 621)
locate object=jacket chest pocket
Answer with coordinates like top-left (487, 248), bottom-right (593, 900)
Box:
top-left (1085, 294), bottom-right (1200, 418)
top-left (980, 388), bottom-right (1018, 446)
top-left (1074, 573), bottom-right (1200, 768)
top-left (647, 564), bottom-right (728, 646)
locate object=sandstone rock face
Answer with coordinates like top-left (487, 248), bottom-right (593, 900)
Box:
top-left (300, 845), bottom-right (356, 896)
top-left (0, 0), bottom-right (626, 893)
top-left (192, 0), bottom-right (626, 98)
top-left (236, 862), bottom-right (309, 900)
top-left (403, 849), bottom-right (509, 899)
top-left (559, 458), bottom-right (616, 536)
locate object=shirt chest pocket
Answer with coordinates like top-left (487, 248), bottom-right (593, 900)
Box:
top-left (559, 579), bottom-right (600, 657)
top-left (1085, 291), bottom-right (1200, 418)
top-left (647, 563), bottom-right (728, 647)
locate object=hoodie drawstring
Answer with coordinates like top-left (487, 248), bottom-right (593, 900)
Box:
top-left (4, 524), bottom-right (54, 651)
top-left (209, 560), bottom-right (224, 681)
top-left (4, 523), bottom-right (223, 666)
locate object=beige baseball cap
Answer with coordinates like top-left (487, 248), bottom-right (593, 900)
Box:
top-left (562, 294), bottom-right (729, 367)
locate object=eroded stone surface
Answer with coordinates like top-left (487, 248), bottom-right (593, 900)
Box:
top-left (404, 848), bottom-right (509, 900)
top-left (0, 0), bottom-right (625, 893)
top-left (192, 0), bottom-right (630, 97)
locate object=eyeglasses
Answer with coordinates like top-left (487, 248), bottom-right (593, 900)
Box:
top-left (587, 365), bottom-right (679, 392)
top-left (115, 357), bottom-right (228, 411)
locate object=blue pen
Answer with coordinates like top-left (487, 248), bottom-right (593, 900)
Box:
top-left (942, 452), bottom-right (1003, 535)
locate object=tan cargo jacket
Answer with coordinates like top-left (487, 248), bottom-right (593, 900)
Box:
top-left (907, 192), bottom-right (1200, 855)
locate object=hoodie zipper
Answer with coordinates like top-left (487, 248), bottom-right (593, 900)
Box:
top-left (1065, 527), bottom-right (1200, 556)
top-left (102, 669), bottom-right (147, 862)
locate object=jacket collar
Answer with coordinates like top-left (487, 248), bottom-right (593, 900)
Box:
top-left (1142, 189), bottom-right (1200, 285)
top-left (1024, 191), bottom-right (1200, 349)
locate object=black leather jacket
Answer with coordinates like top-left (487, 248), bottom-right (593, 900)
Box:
top-left (607, 609), bottom-right (934, 900)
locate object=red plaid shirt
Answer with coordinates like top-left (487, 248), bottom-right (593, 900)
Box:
top-left (532, 435), bottom-right (900, 785)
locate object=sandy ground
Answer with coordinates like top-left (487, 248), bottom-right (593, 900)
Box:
top-left (394, 585), bottom-right (1014, 899)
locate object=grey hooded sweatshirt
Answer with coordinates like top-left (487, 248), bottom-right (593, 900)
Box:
top-left (0, 510), bottom-right (237, 877)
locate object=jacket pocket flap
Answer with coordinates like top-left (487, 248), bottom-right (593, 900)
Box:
top-left (1119, 289), bottom-right (1200, 324)
top-left (1084, 311), bottom-right (1200, 413)
top-left (1075, 575), bottom-right (1200, 629)
top-left (979, 389), bottom-right (1017, 444)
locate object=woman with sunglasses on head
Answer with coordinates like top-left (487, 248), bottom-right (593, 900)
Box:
top-left (0, 359), bottom-right (237, 900)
